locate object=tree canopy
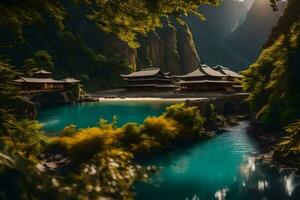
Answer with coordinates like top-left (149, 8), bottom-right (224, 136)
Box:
top-left (242, 0), bottom-right (300, 129)
top-left (0, 0), bottom-right (220, 48)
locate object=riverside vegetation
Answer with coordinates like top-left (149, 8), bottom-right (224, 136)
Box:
top-left (0, 103), bottom-right (225, 199)
top-left (243, 0), bottom-right (300, 168)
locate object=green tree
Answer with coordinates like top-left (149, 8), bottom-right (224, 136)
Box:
top-left (0, 60), bottom-right (19, 135)
top-left (33, 50), bottom-right (55, 71)
top-left (0, 0), bottom-right (220, 48)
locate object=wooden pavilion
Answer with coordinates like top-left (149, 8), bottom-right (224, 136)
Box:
top-left (121, 68), bottom-right (176, 91)
top-left (213, 65), bottom-right (244, 91)
top-left (175, 64), bottom-right (234, 91)
top-left (15, 70), bottom-right (80, 93)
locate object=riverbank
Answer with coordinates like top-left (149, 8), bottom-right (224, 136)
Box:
top-left (247, 121), bottom-right (300, 173)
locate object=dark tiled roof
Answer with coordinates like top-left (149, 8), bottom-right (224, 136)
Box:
top-left (175, 64), bottom-right (226, 78)
top-left (179, 80), bottom-right (233, 84)
top-left (124, 84), bottom-right (177, 88)
top-left (213, 65), bottom-right (244, 78)
top-left (199, 64), bottom-right (227, 77)
top-left (15, 77), bottom-right (80, 83)
top-left (175, 68), bottom-right (206, 78)
top-left (34, 70), bottom-right (52, 74)
top-left (121, 68), bottom-right (162, 78)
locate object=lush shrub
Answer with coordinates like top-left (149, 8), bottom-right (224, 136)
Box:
top-left (0, 149), bottom-right (149, 200)
top-left (119, 123), bottom-right (142, 144)
top-left (274, 120), bottom-right (300, 164)
top-left (0, 120), bottom-right (48, 159)
top-left (51, 127), bottom-right (118, 162)
top-left (143, 116), bottom-right (179, 144)
top-left (165, 103), bottom-right (206, 136)
top-left (60, 124), bottom-right (77, 137)
top-left (76, 149), bottom-right (149, 200)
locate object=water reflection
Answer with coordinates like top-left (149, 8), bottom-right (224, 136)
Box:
top-left (240, 156), bottom-right (256, 180)
top-left (214, 188), bottom-right (229, 200)
top-left (258, 180), bottom-right (269, 191)
top-left (284, 172), bottom-right (296, 196)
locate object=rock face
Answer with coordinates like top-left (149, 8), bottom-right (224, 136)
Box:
top-left (229, 0), bottom-right (287, 62)
top-left (137, 19), bottom-right (200, 74)
top-left (185, 0), bottom-right (251, 70)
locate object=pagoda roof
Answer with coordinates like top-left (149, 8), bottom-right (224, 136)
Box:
top-left (125, 84), bottom-right (177, 88)
top-left (178, 80), bottom-right (233, 84)
top-left (213, 65), bottom-right (244, 78)
top-left (15, 77), bottom-right (80, 84)
top-left (121, 68), bottom-right (168, 78)
top-left (175, 64), bottom-right (226, 78)
top-left (34, 69), bottom-right (52, 74)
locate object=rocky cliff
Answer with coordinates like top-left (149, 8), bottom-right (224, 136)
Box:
top-left (229, 0), bottom-right (287, 62)
top-left (137, 19), bottom-right (200, 74)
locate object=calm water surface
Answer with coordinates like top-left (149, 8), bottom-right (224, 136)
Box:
top-left (38, 102), bottom-right (300, 199)
top-left (135, 122), bottom-right (300, 200)
top-left (38, 101), bottom-right (172, 133)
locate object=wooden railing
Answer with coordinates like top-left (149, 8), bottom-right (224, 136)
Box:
top-left (20, 88), bottom-right (65, 94)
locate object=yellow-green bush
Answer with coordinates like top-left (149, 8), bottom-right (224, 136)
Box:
top-left (60, 124), bottom-right (77, 137)
top-left (165, 103), bottom-right (206, 136)
top-left (143, 116), bottom-right (179, 144)
top-left (50, 103), bottom-right (209, 160)
top-left (274, 120), bottom-right (300, 164)
top-left (119, 123), bottom-right (142, 144)
top-left (51, 127), bottom-right (119, 162)
top-left (0, 120), bottom-right (48, 160)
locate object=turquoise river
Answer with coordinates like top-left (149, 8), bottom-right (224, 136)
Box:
top-left (38, 101), bottom-right (300, 200)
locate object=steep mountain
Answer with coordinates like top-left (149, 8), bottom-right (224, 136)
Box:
top-left (137, 18), bottom-right (200, 74)
top-left (243, 0), bottom-right (300, 164)
top-left (243, 0), bottom-right (300, 128)
top-left (185, 0), bottom-right (252, 71)
top-left (229, 0), bottom-right (287, 62)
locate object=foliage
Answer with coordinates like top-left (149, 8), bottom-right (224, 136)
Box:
top-left (52, 103), bottom-right (208, 157)
top-left (76, 149), bottom-right (149, 200)
top-left (205, 104), bottom-right (226, 129)
top-left (23, 50), bottom-right (55, 72)
top-left (5, 120), bottom-right (48, 158)
top-left (165, 103), bottom-right (206, 136)
top-left (242, 1), bottom-right (300, 129)
top-left (274, 120), bottom-right (300, 165)
top-left (0, 60), bottom-right (19, 134)
top-left (51, 127), bottom-right (117, 162)
top-left (0, 0), bottom-right (220, 48)
top-left (60, 124), bottom-right (78, 137)
top-left (143, 116), bottom-right (179, 144)
top-left (0, 0), bottom-right (66, 46)
top-left (0, 149), bottom-right (148, 200)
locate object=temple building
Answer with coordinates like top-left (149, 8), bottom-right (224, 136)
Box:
top-left (213, 65), bottom-right (244, 91)
top-left (175, 64), bottom-right (234, 91)
top-left (15, 70), bottom-right (80, 94)
top-left (121, 68), bottom-right (176, 91)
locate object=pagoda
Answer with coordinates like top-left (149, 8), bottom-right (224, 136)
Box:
top-left (175, 64), bottom-right (234, 91)
top-left (121, 68), bottom-right (176, 91)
